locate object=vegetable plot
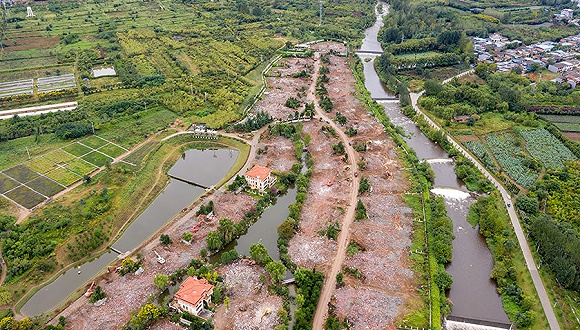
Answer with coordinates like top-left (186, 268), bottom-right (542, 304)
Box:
top-left (519, 128), bottom-right (577, 169)
top-left (485, 133), bottom-right (539, 187)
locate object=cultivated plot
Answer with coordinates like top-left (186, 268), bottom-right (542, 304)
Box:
top-left (37, 74), bottom-right (77, 93)
top-left (0, 135), bottom-right (127, 209)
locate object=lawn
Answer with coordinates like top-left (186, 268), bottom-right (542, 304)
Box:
top-left (43, 149), bottom-right (76, 164)
top-left (4, 185), bottom-right (46, 209)
top-left (98, 143), bottom-right (127, 158)
top-left (62, 143), bottom-right (92, 157)
top-left (0, 174), bottom-right (20, 194)
top-left (24, 157), bottom-right (58, 174)
top-left (45, 167), bottom-right (81, 186)
top-left (2, 165), bottom-right (40, 183)
top-left (82, 151), bottom-right (113, 167)
top-left (79, 136), bottom-right (108, 149)
top-left (455, 112), bottom-right (517, 136)
top-left (26, 176), bottom-right (65, 197)
top-left (64, 158), bottom-right (97, 176)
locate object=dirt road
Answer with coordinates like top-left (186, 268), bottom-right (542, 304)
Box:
top-left (310, 52), bottom-right (360, 329)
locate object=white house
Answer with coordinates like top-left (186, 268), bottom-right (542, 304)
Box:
top-left (562, 9), bottom-right (574, 19)
top-left (244, 165), bottom-right (276, 194)
top-left (173, 277), bottom-right (214, 316)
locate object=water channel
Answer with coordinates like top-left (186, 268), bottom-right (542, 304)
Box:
top-left (358, 1), bottom-right (510, 325)
top-left (21, 148), bottom-right (239, 317)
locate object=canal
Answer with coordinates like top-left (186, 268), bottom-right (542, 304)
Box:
top-left (21, 148), bottom-right (239, 317)
top-left (358, 1), bottom-right (509, 325)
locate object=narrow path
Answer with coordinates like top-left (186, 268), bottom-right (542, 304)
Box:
top-left (310, 52), bottom-right (360, 330)
top-left (410, 70), bottom-right (560, 330)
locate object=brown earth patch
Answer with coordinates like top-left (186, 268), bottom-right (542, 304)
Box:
top-left (4, 37), bottom-right (60, 51)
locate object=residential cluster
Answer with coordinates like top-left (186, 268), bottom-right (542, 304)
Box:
top-left (472, 23), bottom-right (580, 88)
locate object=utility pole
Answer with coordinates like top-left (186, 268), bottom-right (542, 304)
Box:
top-left (26, 147), bottom-right (31, 160)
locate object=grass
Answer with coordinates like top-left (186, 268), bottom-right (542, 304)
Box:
top-left (4, 185), bottom-right (46, 209)
top-left (64, 158), bottom-right (97, 176)
top-left (79, 136), bottom-right (108, 149)
top-left (24, 157), bottom-right (58, 174)
top-left (553, 122), bottom-right (580, 133)
top-left (62, 143), bottom-right (92, 157)
top-left (81, 151), bottom-right (113, 167)
top-left (0, 174), bottom-right (20, 194)
top-left (3, 164), bottom-right (40, 183)
top-left (452, 112), bottom-right (517, 136)
top-left (0, 134), bottom-right (71, 171)
top-left (98, 143), bottom-right (126, 158)
top-left (394, 51), bottom-right (442, 59)
top-left (26, 176), bottom-right (65, 197)
top-left (45, 167), bottom-right (81, 186)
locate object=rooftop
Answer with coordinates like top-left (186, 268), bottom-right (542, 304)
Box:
top-left (174, 277), bottom-right (214, 307)
top-left (245, 165), bottom-right (272, 180)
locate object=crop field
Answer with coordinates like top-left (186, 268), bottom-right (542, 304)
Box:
top-left (44, 149), bottom-right (76, 164)
top-left (62, 143), bottom-right (92, 157)
top-left (0, 135), bottom-right (124, 209)
top-left (26, 176), bottom-right (65, 197)
top-left (82, 151), bottom-right (113, 167)
top-left (24, 157), bottom-right (58, 174)
top-left (45, 167), bottom-right (81, 186)
top-left (36, 74), bottom-right (77, 93)
top-left (0, 174), bottom-right (19, 194)
top-left (464, 140), bottom-right (497, 171)
top-left (4, 185), bottom-right (46, 209)
top-left (554, 122), bottom-right (580, 133)
top-left (540, 115), bottom-right (580, 132)
top-left (519, 129), bottom-right (577, 169)
top-left (485, 133), bottom-right (539, 187)
top-left (80, 135), bottom-right (108, 149)
top-left (98, 143), bottom-right (126, 158)
top-left (64, 158), bottom-right (97, 176)
top-left (0, 79), bottom-right (34, 98)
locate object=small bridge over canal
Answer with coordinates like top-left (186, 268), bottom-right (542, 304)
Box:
top-left (167, 174), bottom-right (210, 189)
top-left (280, 278), bottom-right (295, 285)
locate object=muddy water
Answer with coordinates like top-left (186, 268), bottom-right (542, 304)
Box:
top-left (358, 3), bottom-right (509, 325)
top-left (21, 148), bottom-right (238, 317)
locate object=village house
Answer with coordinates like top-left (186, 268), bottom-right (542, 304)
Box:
top-left (244, 165), bottom-right (276, 194)
top-left (173, 277), bottom-right (214, 316)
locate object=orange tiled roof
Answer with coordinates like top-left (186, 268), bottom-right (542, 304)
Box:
top-left (245, 165), bottom-right (271, 180)
top-left (174, 277), bottom-right (213, 307)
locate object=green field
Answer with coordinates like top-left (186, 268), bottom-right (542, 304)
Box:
top-left (26, 176), bottom-right (65, 197)
top-left (43, 149), bottom-right (76, 164)
top-left (24, 157), bottom-right (58, 174)
top-left (540, 114), bottom-right (580, 124)
top-left (519, 129), bottom-right (577, 169)
top-left (554, 122), bottom-right (580, 133)
top-left (82, 151), bottom-right (112, 167)
top-left (485, 133), bottom-right (539, 187)
top-left (0, 174), bottom-right (20, 194)
top-left (98, 143), bottom-right (127, 158)
top-left (45, 167), bottom-right (81, 186)
top-left (64, 158), bottom-right (97, 176)
top-left (4, 185), bottom-right (46, 209)
top-left (3, 165), bottom-right (40, 183)
top-left (62, 143), bottom-right (92, 157)
top-left (80, 136), bottom-right (108, 149)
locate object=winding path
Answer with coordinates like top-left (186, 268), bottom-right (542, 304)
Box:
top-left (310, 52), bottom-right (360, 329)
top-left (410, 71), bottom-right (560, 330)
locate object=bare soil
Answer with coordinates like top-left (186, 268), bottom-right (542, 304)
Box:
top-left (311, 42), bottom-right (418, 329)
top-left (214, 261), bottom-right (283, 330)
top-left (254, 132), bottom-right (297, 173)
top-left (563, 131), bottom-right (580, 141)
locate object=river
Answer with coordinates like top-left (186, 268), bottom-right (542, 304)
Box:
top-left (358, 1), bottom-right (510, 326)
top-left (21, 148), bottom-right (239, 317)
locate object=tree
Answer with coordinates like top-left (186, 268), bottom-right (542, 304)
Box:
top-left (160, 234), bottom-right (172, 246)
top-left (218, 218), bottom-right (236, 244)
top-left (206, 231), bottom-right (223, 252)
top-left (266, 261), bottom-right (287, 284)
top-left (515, 195), bottom-right (538, 215)
top-left (249, 243), bottom-right (272, 265)
top-left (89, 285), bottom-right (106, 303)
top-left (154, 274), bottom-right (169, 291)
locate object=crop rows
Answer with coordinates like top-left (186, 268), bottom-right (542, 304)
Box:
top-left (485, 133), bottom-right (539, 187)
top-left (0, 79), bottom-right (34, 98)
top-left (464, 141), bottom-right (497, 171)
top-left (519, 129), bottom-right (578, 169)
top-left (37, 74), bottom-right (76, 93)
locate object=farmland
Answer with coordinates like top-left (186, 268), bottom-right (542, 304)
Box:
top-left (540, 114), bottom-right (580, 133)
top-left (0, 135), bottom-right (126, 210)
top-left (519, 128), bottom-right (578, 169)
top-left (485, 133), bottom-right (539, 187)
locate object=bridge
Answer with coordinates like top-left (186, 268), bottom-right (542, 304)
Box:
top-left (167, 174), bottom-right (209, 189)
top-left (280, 277), bottom-right (295, 285)
top-left (355, 50), bottom-right (383, 55)
top-left (372, 97), bottom-right (399, 101)
top-left (445, 316), bottom-right (513, 329)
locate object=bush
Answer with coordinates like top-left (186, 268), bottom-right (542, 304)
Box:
top-left (55, 122), bottom-right (93, 140)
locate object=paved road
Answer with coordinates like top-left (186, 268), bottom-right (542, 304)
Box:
top-left (410, 72), bottom-right (560, 330)
top-left (310, 52), bottom-right (360, 330)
